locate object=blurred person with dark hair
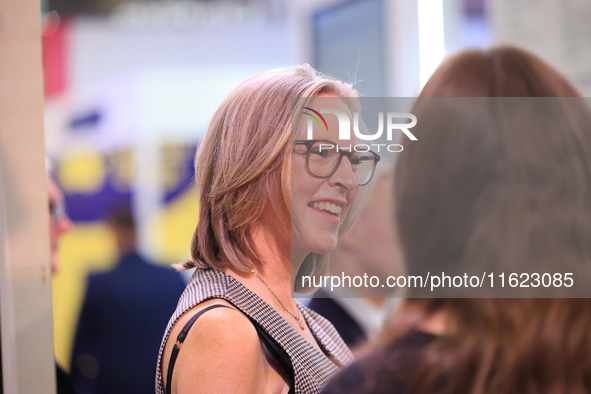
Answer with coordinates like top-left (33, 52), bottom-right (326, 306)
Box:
top-left (70, 207), bottom-right (186, 394)
top-left (323, 46), bottom-right (591, 394)
top-left (48, 173), bottom-right (76, 394)
top-left (308, 168), bottom-right (404, 348)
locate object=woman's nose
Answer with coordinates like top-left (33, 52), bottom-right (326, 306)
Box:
top-left (329, 156), bottom-right (358, 191)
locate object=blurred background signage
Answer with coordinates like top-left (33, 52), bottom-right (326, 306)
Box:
top-left (29, 0), bottom-right (591, 379)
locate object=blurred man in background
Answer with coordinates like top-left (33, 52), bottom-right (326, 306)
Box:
top-left (70, 207), bottom-right (185, 394)
top-left (48, 173), bottom-right (76, 394)
top-left (308, 169), bottom-right (405, 348)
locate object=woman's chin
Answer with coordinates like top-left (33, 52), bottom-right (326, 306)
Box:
top-left (292, 234), bottom-right (338, 258)
top-left (309, 238), bottom-right (338, 255)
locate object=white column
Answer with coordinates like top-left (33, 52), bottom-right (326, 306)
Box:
top-left (0, 0), bottom-right (57, 392)
top-left (133, 137), bottom-right (163, 262)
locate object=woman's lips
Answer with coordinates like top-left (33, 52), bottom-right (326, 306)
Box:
top-left (308, 204), bottom-right (341, 224)
top-left (310, 201), bottom-right (343, 214)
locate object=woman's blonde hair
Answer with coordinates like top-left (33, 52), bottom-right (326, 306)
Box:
top-left (180, 64), bottom-right (369, 275)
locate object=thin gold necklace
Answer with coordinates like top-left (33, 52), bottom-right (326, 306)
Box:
top-left (251, 269), bottom-right (305, 330)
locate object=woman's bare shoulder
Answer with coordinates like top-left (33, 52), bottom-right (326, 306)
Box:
top-left (166, 299), bottom-right (251, 338)
top-left (162, 298), bottom-right (265, 394)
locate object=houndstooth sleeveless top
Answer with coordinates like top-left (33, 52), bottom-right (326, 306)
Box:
top-left (155, 268), bottom-right (355, 394)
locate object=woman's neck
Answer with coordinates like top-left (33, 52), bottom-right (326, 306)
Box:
top-left (250, 221), bottom-right (292, 287)
top-left (225, 218), bottom-right (299, 311)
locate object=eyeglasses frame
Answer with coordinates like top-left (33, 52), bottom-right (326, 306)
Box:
top-left (293, 139), bottom-right (381, 186)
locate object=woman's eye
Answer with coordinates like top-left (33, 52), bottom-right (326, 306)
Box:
top-left (350, 157), bottom-right (361, 166)
top-left (311, 149), bottom-right (329, 158)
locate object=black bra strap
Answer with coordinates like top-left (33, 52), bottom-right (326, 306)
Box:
top-left (165, 304), bottom-right (295, 394)
top-left (165, 305), bottom-right (230, 394)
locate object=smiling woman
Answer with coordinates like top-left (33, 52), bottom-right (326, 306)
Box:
top-left (291, 98), bottom-right (361, 259)
top-left (291, 95), bottom-right (377, 286)
top-left (156, 65), bottom-right (373, 394)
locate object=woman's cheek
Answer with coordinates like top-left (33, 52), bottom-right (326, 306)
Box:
top-left (343, 190), bottom-right (359, 219)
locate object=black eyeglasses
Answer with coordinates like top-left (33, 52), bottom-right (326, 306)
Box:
top-left (293, 140), bottom-right (380, 186)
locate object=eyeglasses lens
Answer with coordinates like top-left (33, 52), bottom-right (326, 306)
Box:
top-left (307, 141), bottom-right (375, 185)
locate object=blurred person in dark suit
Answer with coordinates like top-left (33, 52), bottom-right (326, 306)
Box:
top-left (70, 208), bottom-right (186, 394)
top-left (308, 168), bottom-right (404, 348)
top-left (48, 173), bottom-right (76, 394)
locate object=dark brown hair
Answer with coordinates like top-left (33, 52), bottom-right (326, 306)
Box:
top-left (390, 46), bottom-right (591, 393)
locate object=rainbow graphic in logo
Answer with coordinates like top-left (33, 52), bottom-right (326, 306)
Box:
top-left (303, 107), bottom-right (328, 131)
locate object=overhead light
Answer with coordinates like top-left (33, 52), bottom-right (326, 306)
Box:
top-left (418, 0), bottom-right (445, 89)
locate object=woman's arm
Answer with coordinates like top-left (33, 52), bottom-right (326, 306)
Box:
top-left (162, 300), bottom-right (272, 394)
